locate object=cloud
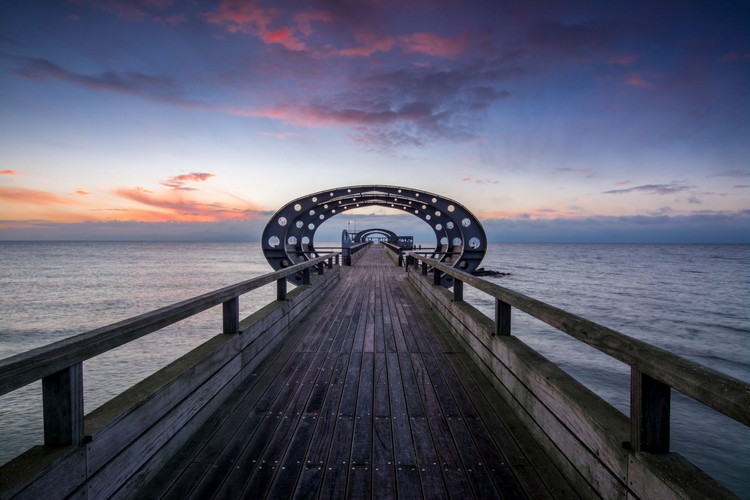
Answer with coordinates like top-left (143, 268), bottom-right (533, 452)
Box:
top-left (481, 211), bottom-right (750, 243)
top-left (624, 73), bottom-right (657, 89)
top-left (603, 183), bottom-right (692, 195)
top-left (556, 168), bottom-right (595, 178)
top-left (253, 63), bottom-right (512, 149)
top-left (0, 219), bottom-right (269, 242)
top-left (114, 186), bottom-right (267, 222)
top-left (74, 0), bottom-right (186, 24)
top-left (399, 32), bottom-right (468, 59)
top-left (161, 172), bottom-right (216, 190)
top-left (462, 175), bottom-right (500, 185)
top-left (203, 1), bottom-right (308, 51)
top-left (710, 169), bottom-right (750, 178)
top-left (74, 190), bottom-right (91, 196)
top-left (294, 10), bottom-right (333, 36)
top-left (13, 57), bottom-right (205, 109)
top-left (0, 186), bottom-right (77, 205)
top-left (608, 54), bottom-right (638, 65)
top-left (0, 170), bottom-right (18, 175)
top-left (338, 32), bottom-right (395, 57)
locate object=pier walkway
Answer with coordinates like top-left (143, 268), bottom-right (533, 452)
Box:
top-left (141, 245), bottom-right (569, 499)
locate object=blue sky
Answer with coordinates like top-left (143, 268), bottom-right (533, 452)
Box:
top-left (1, 0), bottom-right (749, 243)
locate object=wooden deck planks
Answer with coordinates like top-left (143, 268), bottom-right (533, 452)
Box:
top-left (143, 245), bottom-right (560, 499)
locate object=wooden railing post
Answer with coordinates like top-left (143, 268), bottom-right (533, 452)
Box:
top-left (433, 268), bottom-right (442, 286)
top-left (421, 261), bottom-right (428, 276)
top-left (223, 297), bottom-right (240, 334)
top-left (630, 368), bottom-right (671, 452)
top-left (317, 262), bottom-right (325, 275)
top-left (327, 256), bottom-right (333, 269)
top-left (495, 299), bottom-right (511, 336)
top-left (453, 279), bottom-right (463, 302)
top-left (42, 364), bottom-right (83, 447)
top-left (302, 267), bottom-right (311, 284)
top-left (277, 277), bottom-right (287, 300)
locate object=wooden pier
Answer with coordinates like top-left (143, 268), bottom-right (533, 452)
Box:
top-left (1, 244), bottom-right (748, 499)
top-left (140, 245), bottom-right (568, 499)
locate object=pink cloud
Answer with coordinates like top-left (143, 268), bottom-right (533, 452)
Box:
top-left (399, 32), bottom-right (468, 59)
top-left (74, 189), bottom-right (91, 196)
top-left (162, 172), bottom-right (215, 190)
top-left (0, 186), bottom-right (78, 205)
top-left (0, 169), bottom-right (18, 175)
top-left (624, 73), bottom-right (656, 89)
top-left (114, 186), bottom-right (263, 221)
top-left (204, 1), bottom-right (306, 51)
top-left (339, 32), bottom-right (395, 57)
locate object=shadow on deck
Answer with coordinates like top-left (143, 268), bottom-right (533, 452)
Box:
top-left (142, 246), bottom-right (571, 499)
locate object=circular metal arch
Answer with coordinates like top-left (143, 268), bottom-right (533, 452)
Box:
top-left (261, 185), bottom-right (487, 286)
top-left (354, 228), bottom-right (399, 244)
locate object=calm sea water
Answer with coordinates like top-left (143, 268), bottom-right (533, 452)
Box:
top-left (0, 242), bottom-right (748, 496)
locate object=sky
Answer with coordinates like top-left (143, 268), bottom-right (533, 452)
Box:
top-left (1, 0), bottom-right (749, 243)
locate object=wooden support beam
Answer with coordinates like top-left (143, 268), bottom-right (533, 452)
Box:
top-left (630, 368), bottom-right (671, 453)
top-left (317, 262), bottom-right (325, 275)
top-left (302, 267), bottom-right (311, 284)
top-left (421, 260), bottom-right (428, 276)
top-left (222, 297), bottom-right (240, 334)
top-left (42, 364), bottom-right (84, 447)
top-left (495, 299), bottom-right (511, 336)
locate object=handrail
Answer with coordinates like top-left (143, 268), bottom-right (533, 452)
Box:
top-left (0, 253), bottom-right (338, 397)
top-left (407, 253), bottom-right (750, 442)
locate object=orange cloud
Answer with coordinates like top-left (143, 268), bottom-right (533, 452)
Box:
top-left (0, 186), bottom-right (77, 205)
top-left (114, 186), bottom-right (264, 222)
top-left (74, 189), bottom-right (91, 196)
top-left (0, 170), bottom-right (18, 175)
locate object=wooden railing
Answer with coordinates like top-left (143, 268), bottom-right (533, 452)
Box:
top-left (406, 254), bottom-right (750, 453)
top-left (0, 254), bottom-right (338, 450)
top-left (342, 241), bottom-right (372, 265)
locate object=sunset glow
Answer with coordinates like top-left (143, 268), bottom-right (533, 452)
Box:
top-left (1, 1), bottom-right (748, 242)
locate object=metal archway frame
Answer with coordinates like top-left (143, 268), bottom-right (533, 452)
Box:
top-left (353, 228), bottom-right (399, 244)
top-left (261, 185), bottom-right (487, 286)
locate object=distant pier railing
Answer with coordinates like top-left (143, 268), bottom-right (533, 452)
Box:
top-left (405, 253), bottom-right (749, 498)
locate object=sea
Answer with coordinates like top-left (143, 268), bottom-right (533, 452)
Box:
top-left (0, 242), bottom-right (748, 496)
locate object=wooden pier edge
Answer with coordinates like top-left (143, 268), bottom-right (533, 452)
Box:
top-left (405, 268), bottom-right (737, 499)
top-left (0, 267), bottom-right (340, 500)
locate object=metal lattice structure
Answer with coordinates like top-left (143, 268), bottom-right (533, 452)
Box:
top-left (261, 185), bottom-right (487, 285)
top-left (352, 228), bottom-right (399, 245)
